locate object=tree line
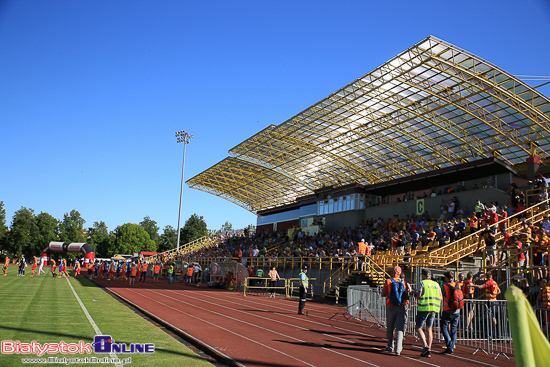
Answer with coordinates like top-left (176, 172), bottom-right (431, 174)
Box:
top-left (0, 201), bottom-right (223, 259)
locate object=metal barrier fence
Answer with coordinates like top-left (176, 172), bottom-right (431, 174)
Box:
top-left (347, 285), bottom-right (532, 359)
top-left (243, 277), bottom-right (316, 300)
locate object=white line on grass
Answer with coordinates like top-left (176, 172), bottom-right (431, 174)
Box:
top-left (64, 276), bottom-right (123, 367)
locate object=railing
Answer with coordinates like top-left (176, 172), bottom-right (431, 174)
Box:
top-left (145, 236), bottom-right (217, 262)
top-left (243, 277), bottom-right (289, 298)
top-left (322, 261), bottom-right (354, 295)
top-left (347, 286), bottom-right (522, 359)
top-left (366, 198), bottom-right (550, 271)
top-left (242, 277), bottom-right (316, 300)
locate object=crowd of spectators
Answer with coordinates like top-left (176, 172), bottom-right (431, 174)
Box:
top-left (174, 201), bottom-right (514, 264)
top-left (166, 178), bottom-right (550, 276)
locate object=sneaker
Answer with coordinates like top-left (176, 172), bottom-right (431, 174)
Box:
top-left (442, 348), bottom-right (453, 355)
top-left (395, 352), bottom-right (401, 356)
top-left (420, 348), bottom-right (431, 357)
top-left (298, 311), bottom-right (304, 315)
top-left (385, 346), bottom-right (393, 352)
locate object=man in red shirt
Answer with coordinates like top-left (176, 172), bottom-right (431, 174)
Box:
top-left (462, 271), bottom-right (476, 331)
top-left (474, 273), bottom-right (501, 334)
top-left (381, 266), bottom-right (409, 356)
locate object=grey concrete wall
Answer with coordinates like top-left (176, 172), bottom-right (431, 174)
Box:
top-left (363, 188), bottom-right (508, 221)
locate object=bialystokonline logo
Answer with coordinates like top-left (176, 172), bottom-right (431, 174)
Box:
top-left (1, 336), bottom-right (155, 356)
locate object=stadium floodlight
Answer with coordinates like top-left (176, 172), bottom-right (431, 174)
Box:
top-left (175, 130), bottom-right (193, 253)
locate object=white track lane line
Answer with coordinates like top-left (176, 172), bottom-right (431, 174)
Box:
top-left (134, 288), bottom-right (385, 367)
top-left (155, 289), bottom-right (504, 367)
top-left (120, 288), bottom-right (317, 367)
top-left (65, 277), bottom-right (122, 367)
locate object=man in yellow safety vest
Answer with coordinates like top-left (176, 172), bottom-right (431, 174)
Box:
top-left (415, 268), bottom-right (442, 358)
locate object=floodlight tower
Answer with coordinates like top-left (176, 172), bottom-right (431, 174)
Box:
top-left (175, 130), bottom-right (193, 253)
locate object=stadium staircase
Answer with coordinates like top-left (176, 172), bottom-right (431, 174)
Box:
top-left (322, 199), bottom-right (550, 300)
top-left (144, 235), bottom-right (218, 262)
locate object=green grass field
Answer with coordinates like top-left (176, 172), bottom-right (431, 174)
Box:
top-left (0, 269), bottom-right (213, 367)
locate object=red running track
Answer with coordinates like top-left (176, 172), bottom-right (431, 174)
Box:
top-left (95, 277), bottom-right (515, 367)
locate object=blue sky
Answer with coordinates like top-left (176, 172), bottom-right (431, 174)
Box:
top-left (1, 0), bottom-right (550, 234)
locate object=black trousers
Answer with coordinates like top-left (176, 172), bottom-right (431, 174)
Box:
top-left (298, 285), bottom-right (306, 313)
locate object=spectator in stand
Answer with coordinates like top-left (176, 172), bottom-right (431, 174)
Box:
top-left (533, 226), bottom-right (548, 281)
top-left (468, 212), bottom-right (479, 235)
top-left (474, 199), bottom-right (485, 219)
top-left (438, 200), bottom-right (448, 221)
top-left (481, 223), bottom-right (497, 267)
top-left (540, 189), bottom-right (549, 210)
top-left (498, 206), bottom-right (508, 233)
top-left (520, 221), bottom-right (532, 268)
top-left (447, 199), bottom-right (455, 220)
top-left (536, 279), bottom-right (550, 314)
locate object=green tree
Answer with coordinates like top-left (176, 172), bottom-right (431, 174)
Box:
top-left (207, 228), bottom-right (220, 238)
top-left (159, 225), bottom-right (177, 252)
top-left (8, 207), bottom-right (37, 257)
top-left (59, 210), bottom-right (86, 243)
top-left (109, 223), bottom-right (156, 256)
top-left (0, 201), bottom-right (7, 253)
top-left (88, 221), bottom-right (110, 257)
top-left (139, 216), bottom-right (160, 248)
top-left (221, 221), bottom-right (233, 233)
top-left (35, 212), bottom-right (60, 253)
top-left (180, 213), bottom-right (208, 245)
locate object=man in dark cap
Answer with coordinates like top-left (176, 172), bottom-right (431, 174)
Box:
top-left (415, 268), bottom-right (442, 357)
top-left (298, 265), bottom-right (309, 315)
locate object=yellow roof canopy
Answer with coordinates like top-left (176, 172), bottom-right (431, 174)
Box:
top-left (187, 36), bottom-right (550, 214)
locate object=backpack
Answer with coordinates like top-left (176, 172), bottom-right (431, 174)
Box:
top-left (446, 283), bottom-right (465, 310)
top-left (389, 278), bottom-right (405, 305)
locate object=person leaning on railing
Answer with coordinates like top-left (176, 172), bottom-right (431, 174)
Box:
top-left (473, 273), bottom-right (501, 333)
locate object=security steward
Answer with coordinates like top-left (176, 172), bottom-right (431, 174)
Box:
top-left (415, 268), bottom-right (442, 358)
top-left (298, 266), bottom-right (309, 315)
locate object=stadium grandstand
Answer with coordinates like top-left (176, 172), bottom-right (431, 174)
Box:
top-left (149, 35), bottom-right (550, 320)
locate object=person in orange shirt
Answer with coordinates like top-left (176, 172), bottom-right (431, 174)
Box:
top-left (2, 256), bottom-right (9, 276)
top-left (440, 271), bottom-right (460, 354)
top-left (152, 263), bottom-right (161, 283)
top-left (30, 256), bottom-right (38, 277)
top-left (108, 261), bottom-right (115, 280)
top-left (129, 262), bottom-right (137, 285)
top-left (121, 262), bottom-right (128, 281)
top-left (140, 262), bottom-right (149, 283)
top-left (59, 259), bottom-right (69, 278)
top-left (462, 272), bottom-right (476, 331)
top-left (381, 266), bottom-right (409, 356)
top-left (136, 262), bottom-right (142, 281)
top-left (469, 213), bottom-right (479, 235)
top-left (186, 265), bottom-right (194, 284)
top-left (50, 259), bottom-right (57, 277)
top-left (74, 260), bottom-right (81, 278)
top-left (474, 273), bottom-right (501, 333)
